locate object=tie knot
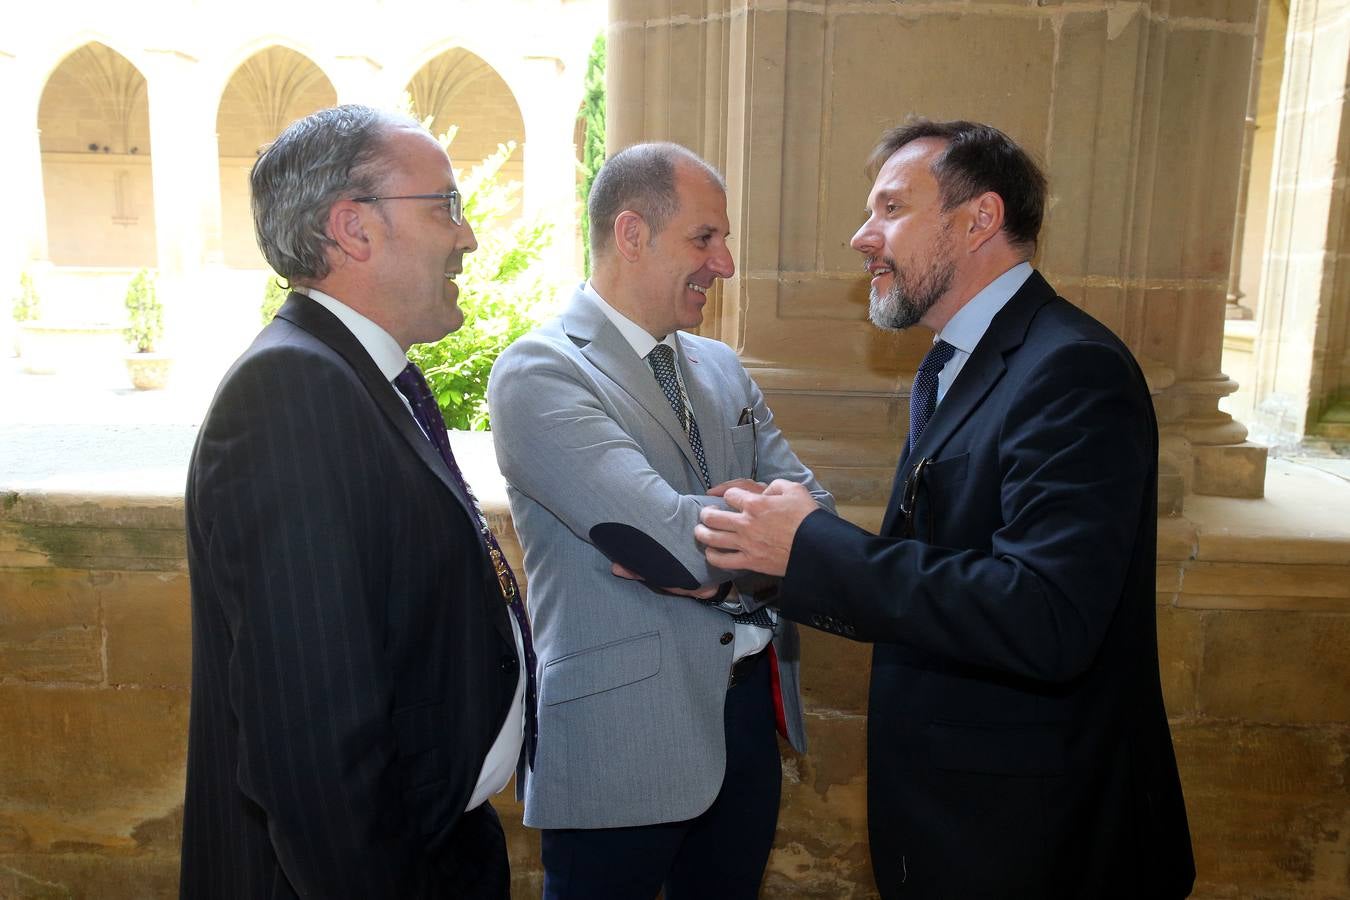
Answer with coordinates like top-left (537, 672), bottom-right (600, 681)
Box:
top-left (648, 343), bottom-right (676, 370)
top-left (919, 340), bottom-right (956, 375)
top-left (395, 363), bottom-right (432, 403)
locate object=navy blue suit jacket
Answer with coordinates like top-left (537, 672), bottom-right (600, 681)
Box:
top-left (777, 272), bottom-right (1195, 898)
top-left (180, 293), bottom-right (519, 898)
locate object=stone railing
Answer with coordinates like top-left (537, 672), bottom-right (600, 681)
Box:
top-left (1, 448), bottom-right (1347, 898)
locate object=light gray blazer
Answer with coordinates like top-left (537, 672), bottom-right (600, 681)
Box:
top-left (488, 287), bottom-right (833, 829)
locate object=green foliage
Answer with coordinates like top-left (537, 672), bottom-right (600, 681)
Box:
top-left (11, 272), bottom-right (40, 323)
top-left (407, 139), bottom-right (555, 431)
top-left (261, 274), bottom-right (288, 324)
top-left (577, 32), bottom-right (606, 277)
top-left (123, 268), bottom-right (162, 353)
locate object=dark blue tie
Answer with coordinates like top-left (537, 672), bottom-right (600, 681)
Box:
top-left (908, 340), bottom-right (956, 456)
top-left (647, 343), bottom-right (711, 490)
top-left (394, 363), bottom-right (538, 766)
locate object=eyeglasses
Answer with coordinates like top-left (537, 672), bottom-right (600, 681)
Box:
top-left (897, 455), bottom-right (932, 540)
top-left (352, 191), bottom-right (462, 225)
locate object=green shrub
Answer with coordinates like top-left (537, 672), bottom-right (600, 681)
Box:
top-left (11, 272), bottom-right (40, 323)
top-left (124, 268), bottom-right (162, 353)
top-left (577, 32), bottom-right (606, 277)
top-left (261, 274), bottom-right (287, 324)
top-left (407, 140), bottom-right (555, 431)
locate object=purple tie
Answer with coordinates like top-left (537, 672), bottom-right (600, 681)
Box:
top-left (394, 363), bottom-right (538, 766)
top-left (908, 340), bottom-right (956, 456)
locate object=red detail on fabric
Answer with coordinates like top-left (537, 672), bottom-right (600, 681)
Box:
top-left (767, 643), bottom-right (787, 740)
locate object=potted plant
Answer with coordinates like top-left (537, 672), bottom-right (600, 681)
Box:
top-left (11, 271), bottom-right (40, 357)
top-left (123, 268), bottom-right (172, 389)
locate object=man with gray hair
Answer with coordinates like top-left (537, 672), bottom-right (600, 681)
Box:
top-left (488, 143), bottom-right (831, 898)
top-left (181, 104), bottom-right (529, 899)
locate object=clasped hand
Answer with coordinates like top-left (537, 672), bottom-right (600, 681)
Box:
top-left (695, 479), bottom-right (818, 577)
top-left (609, 478), bottom-right (816, 593)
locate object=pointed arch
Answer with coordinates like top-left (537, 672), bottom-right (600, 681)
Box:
top-left (38, 41), bottom-right (156, 266)
top-left (216, 45), bottom-right (337, 267)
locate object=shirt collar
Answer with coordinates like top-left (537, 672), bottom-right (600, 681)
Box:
top-left (306, 287), bottom-right (409, 381)
top-left (582, 280), bottom-right (678, 360)
top-left (936, 261), bottom-right (1034, 354)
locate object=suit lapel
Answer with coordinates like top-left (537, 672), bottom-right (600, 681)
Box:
top-left (563, 291), bottom-right (706, 481)
top-left (275, 293), bottom-right (479, 530)
top-left (880, 272), bottom-right (1057, 535)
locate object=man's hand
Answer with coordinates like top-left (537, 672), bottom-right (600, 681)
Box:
top-left (610, 562), bottom-right (721, 600)
top-left (708, 478), bottom-right (767, 497)
top-left (696, 480), bottom-right (820, 577)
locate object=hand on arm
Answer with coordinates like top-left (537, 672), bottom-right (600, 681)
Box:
top-left (610, 561), bottom-right (721, 599)
top-left (696, 480), bottom-right (822, 577)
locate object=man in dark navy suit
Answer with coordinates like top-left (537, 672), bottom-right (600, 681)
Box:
top-left (180, 105), bottom-right (527, 899)
top-left (696, 120), bottom-right (1195, 899)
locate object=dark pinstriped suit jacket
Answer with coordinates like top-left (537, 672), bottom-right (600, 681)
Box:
top-left (180, 293), bottom-right (520, 898)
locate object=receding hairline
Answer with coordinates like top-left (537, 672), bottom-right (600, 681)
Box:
top-left (868, 134), bottom-right (950, 183)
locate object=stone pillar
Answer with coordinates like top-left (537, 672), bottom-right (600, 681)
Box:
top-left (330, 54), bottom-right (388, 107)
top-left (519, 54), bottom-right (584, 278)
top-left (1250, 0), bottom-right (1350, 444)
top-left (1226, 0), bottom-right (1268, 321)
top-left (608, 0), bottom-right (1267, 508)
top-left (0, 50), bottom-right (51, 272)
top-left (142, 48), bottom-right (225, 315)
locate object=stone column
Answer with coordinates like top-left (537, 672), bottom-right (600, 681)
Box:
top-left (519, 54), bottom-right (584, 278)
top-left (0, 50), bottom-right (51, 272)
top-left (330, 54), bottom-right (387, 107)
top-left (142, 49), bottom-right (225, 303)
top-left (0, 47), bottom-right (51, 357)
top-left (607, 0), bottom-right (1267, 508)
top-left (1250, 0), bottom-right (1350, 444)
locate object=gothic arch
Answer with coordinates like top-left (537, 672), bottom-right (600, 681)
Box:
top-left (215, 45), bottom-right (337, 268)
top-left (37, 41), bottom-right (156, 266)
top-left (403, 46), bottom-right (526, 214)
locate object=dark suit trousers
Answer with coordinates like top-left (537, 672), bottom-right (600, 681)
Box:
top-left (540, 650), bottom-right (781, 900)
top-left (435, 802), bottom-right (511, 899)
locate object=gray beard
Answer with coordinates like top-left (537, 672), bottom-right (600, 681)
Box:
top-left (868, 255), bottom-right (955, 331)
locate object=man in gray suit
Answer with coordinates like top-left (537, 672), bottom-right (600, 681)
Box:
top-left (488, 143), bottom-right (832, 899)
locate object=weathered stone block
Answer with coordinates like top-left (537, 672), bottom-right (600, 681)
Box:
top-left (0, 686), bottom-right (187, 848)
top-left (0, 851), bottom-right (180, 900)
top-left (770, 713), bottom-right (874, 897)
top-left (1173, 723), bottom-right (1350, 898)
top-left (798, 627), bottom-right (871, 717)
top-left (0, 568), bottom-right (102, 683)
top-left (99, 571), bottom-right (190, 688)
top-left (1179, 561), bottom-right (1350, 610)
top-left (1166, 0), bottom-right (1260, 24)
top-left (1192, 441), bottom-right (1267, 498)
top-left (1198, 611), bottom-right (1350, 723)
top-left (1157, 605), bottom-right (1204, 718)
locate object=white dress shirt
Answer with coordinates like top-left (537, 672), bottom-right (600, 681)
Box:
top-left (933, 262), bottom-right (1033, 406)
top-left (308, 288), bottom-right (527, 813)
top-left (581, 281), bottom-right (773, 662)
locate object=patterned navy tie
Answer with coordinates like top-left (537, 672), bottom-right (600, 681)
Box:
top-left (394, 363), bottom-right (538, 766)
top-left (646, 343), bottom-right (712, 490)
top-left (908, 339), bottom-right (956, 456)
top-left (647, 344), bottom-right (773, 629)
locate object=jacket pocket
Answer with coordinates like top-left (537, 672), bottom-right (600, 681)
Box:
top-left (541, 631), bottom-right (661, 706)
top-left (926, 719), bottom-right (1067, 776)
top-left (730, 421), bottom-right (756, 477)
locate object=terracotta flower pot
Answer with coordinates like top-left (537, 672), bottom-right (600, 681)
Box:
top-left (125, 352), bottom-right (173, 390)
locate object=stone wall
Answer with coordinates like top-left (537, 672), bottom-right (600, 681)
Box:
top-left (2, 453), bottom-right (1347, 898)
